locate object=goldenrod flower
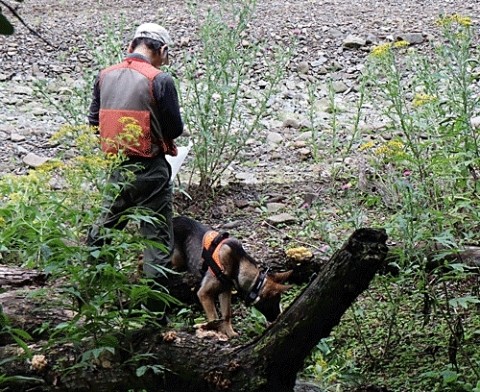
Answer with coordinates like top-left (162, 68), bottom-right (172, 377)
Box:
top-left (36, 160), bottom-right (64, 173)
top-left (387, 140), bottom-right (404, 150)
top-left (374, 140), bottom-right (405, 158)
top-left (393, 40), bottom-right (409, 48)
top-left (437, 14), bottom-right (472, 27)
top-left (8, 192), bottom-right (23, 203)
top-left (359, 141), bottom-right (376, 151)
top-left (412, 93), bottom-right (437, 107)
top-left (371, 43), bottom-right (392, 58)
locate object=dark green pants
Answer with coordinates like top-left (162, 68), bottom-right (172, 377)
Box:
top-left (87, 154), bottom-right (173, 279)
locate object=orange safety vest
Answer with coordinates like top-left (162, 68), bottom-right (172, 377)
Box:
top-left (98, 57), bottom-right (177, 158)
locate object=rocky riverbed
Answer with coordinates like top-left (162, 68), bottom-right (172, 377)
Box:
top-left (1, 0), bottom-right (478, 180)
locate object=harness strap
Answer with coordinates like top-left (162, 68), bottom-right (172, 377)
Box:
top-left (202, 230), bottom-right (231, 286)
top-left (244, 270), bottom-right (267, 306)
top-left (201, 231), bottom-right (269, 305)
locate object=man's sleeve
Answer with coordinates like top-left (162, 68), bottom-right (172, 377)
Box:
top-left (153, 73), bottom-right (184, 140)
top-left (87, 74), bottom-right (101, 126)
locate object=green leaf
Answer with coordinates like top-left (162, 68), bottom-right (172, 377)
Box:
top-left (136, 365), bottom-right (148, 377)
top-left (0, 12), bottom-right (14, 35)
top-left (11, 328), bottom-right (32, 341)
top-left (12, 335), bottom-right (31, 356)
top-left (440, 369), bottom-right (458, 384)
top-left (448, 295), bottom-right (480, 310)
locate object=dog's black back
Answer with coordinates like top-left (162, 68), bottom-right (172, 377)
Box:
top-left (172, 216), bottom-right (210, 279)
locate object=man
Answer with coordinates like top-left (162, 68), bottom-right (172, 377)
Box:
top-left (87, 23), bottom-right (183, 280)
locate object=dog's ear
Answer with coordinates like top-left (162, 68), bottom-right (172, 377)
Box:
top-left (264, 279), bottom-right (292, 297)
top-left (275, 283), bottom-right (293, 294)
top-left (269, 270), bottom-right (293, 284)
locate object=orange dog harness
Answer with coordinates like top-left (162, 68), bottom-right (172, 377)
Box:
top-left (202, 230), bottom-right (231, 285)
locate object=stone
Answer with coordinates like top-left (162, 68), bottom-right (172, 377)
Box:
top-left (396, 32), bottom-right (424, 45)
top-left (343, 34), bottom-right (367, 49)
top-left (267, 213), bottom-right (296, 225)
top-left (22, 153), bottom-right (50, 168)
top-left (331, 81), bottom-right (349, 94)
top-left (267, 132), bottom-right (284, 144)
top-left (297, 61), bottom-right (310, 74)
top-left (282, 118), bottom-right (301, 129)
top-left (266, 202), bottom-right (285, 213)
top-left (10, 132), bottom-right (26, 142)
top-left (470, 116), bottom-right (480, 129)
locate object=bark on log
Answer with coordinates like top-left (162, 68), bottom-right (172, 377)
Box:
top-left (0, 228), bottom-right (388, 392)
top-left (0, 265), bottom-right (46, 287)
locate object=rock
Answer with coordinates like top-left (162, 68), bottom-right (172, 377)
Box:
top-left (234, 172), bottom-right (259, 184)
top-left (396, 32), bottom-right (424, 45)
top-left (282, 118), bottom-right (301, 129)
top-left (311, 56), bottom-right (328, 68)
top-left (331, 81), bottom-right (349, 94)
top-left (298, 147), bottom-right (311, 159)
top-left (292, 140), bottom-right (307, 148)
top-left (297, 61), bottom-right (310, 74)
top-left (266, 202), bottom-right (285, 213)
top-left (267, 132), bottom-right (284, 144)
top-left (342, 34), bottom-right (367, 49)
top-left (470, 116), bottom-right (480, 129)
top-left (10, 132), bottom-right (26, 142)
top-left (10, 85), bottom-right (34, 95)
top-left (22, 153), bottom-right (50, 168)
top-left (267, 213), bottom-right (297, 225)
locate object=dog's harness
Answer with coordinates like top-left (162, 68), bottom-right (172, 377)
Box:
top-left (244, 270), bottom-right (267, 306)
top-left (202, 230), bottom-right (232, 287)
top-left (201, 230), bottom-right (268, 305)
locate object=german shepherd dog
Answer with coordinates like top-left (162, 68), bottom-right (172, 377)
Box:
top-left (172, 216), bottom-right (292, 338)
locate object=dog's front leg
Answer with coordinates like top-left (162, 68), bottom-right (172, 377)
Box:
top-left (197, 285), bottom-right (219, 321)
top-left (218, 291), bottom-right (238, 338)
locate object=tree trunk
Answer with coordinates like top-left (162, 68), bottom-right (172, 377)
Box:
top-left (0, 228), bottom-right (388, 392)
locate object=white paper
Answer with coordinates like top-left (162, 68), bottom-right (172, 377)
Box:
top-left (166, 140), bottom-right (193, 182)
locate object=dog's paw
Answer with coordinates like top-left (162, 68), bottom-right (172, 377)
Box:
top-left (217, 321), bottom-right (238, 338)
top-left (194, 319), bottom-right (223, 331)
top-left (194, 320), bottom-right (237, 340)
top-left (195, 327), bottom-right (229, 341)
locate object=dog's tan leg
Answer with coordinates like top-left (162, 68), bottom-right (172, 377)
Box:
top-left (197, 286), bottom-right (219, 321)
top-left (218, 291), bottom-right (238, 338)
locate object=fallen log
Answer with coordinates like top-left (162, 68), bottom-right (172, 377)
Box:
top-left (0, 227), bottom-right (388, 392)
top-left (0, 264), bottom-right (46, 287)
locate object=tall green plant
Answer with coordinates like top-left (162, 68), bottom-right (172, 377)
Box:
top-left (348, 14), bottom-right (480, 388)
top-left (32, 16), bottom-right (126, 125)
top-left (362, 15), bottom-right (480, 258)
top-left (179, 0), bottom-right (290, 190)
top-left (0, 124), bottom-right (179, 374)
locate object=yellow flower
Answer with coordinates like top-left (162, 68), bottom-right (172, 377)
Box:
top-left (371, 43), bottom-right (392, 57)
top-left (393, 40), bottom-right (409, 48)
top-left (8, 192), bottom-right (22, 203)
top-left (374, 140), bottom-right (405, 158)
top-left (359, 141), bottom-right (376, 151)
top-left (412, 93), bottom-right (437, 107)
top-left (437, 14), bottom-right (472, 27)
top-left (387, 140), bottom-right (404, 150)
top-left (36, 160), bottom-right (64, 173)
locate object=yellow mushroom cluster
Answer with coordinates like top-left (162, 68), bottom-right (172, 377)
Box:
top-left (285, 246), bottom-right (313, 262)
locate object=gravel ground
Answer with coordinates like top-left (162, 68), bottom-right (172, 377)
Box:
top-left (1, 0), bottom-right (479, 177)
